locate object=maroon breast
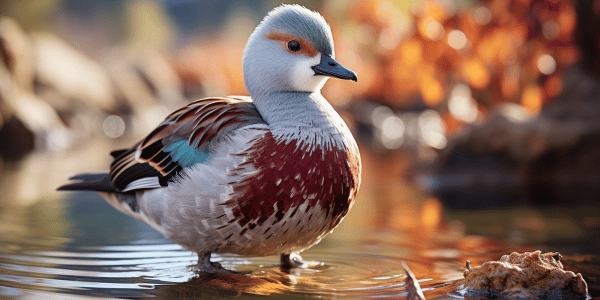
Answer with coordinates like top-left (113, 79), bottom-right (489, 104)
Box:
top-left (226, 132), bottom-right (361, 232)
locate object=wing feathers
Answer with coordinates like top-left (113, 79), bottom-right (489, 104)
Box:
top-left (139, 140), bottom-right (164, 161)
top-left (110, 149), bottom-right (129, 159)
top-left (107, 97), bottom-right (265, 192)
top-left (121, 177), bottom-right (162, 192)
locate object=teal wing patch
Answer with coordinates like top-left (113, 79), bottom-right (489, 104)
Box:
top-left (109, 97), bottom-right (266, 191)
top-left (164, 139), bottom-right (209, 167)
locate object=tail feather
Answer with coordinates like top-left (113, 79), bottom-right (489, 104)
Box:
top-left (110, 149), bottom-right (129, 158)
top-left (68, 172), bottom-right (108, 181)
top-left (58, 173), bottom-right (117, 192)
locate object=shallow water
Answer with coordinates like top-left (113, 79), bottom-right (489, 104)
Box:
top-left (0, 143), bottom-right (598, 299)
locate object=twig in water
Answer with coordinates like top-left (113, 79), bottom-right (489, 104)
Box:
top-left (401, 261), bottom-right (425, 300)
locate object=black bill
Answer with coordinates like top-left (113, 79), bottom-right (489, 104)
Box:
top-left (311, 54), bottom-right (358, 81)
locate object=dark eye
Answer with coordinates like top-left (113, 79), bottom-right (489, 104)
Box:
top-left (287, 40), bottom-right (301, 52)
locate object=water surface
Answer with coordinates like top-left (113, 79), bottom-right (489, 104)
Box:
top-left (0, 143), bottom-right (597, 298)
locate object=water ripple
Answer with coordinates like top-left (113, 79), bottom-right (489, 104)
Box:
top-left (0, 242), bottom-right (463, 298)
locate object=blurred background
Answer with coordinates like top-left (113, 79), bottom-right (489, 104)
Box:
top-left (0, 0), bottom-right (598, 298)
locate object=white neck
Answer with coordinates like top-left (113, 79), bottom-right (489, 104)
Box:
top-left (252, 91), bottom-right (354, 152)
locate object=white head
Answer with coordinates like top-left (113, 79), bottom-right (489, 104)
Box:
top-left (243, 5), bottom-right (357, 96)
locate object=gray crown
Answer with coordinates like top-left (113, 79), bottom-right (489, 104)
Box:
top-left (260, 4), bottom-right (334, 56)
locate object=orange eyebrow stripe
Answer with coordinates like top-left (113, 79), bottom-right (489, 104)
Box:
top-left (266, 32), bottom-right (318, 57)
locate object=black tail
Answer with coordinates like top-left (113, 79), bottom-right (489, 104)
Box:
top-left (57, 172), bottom-right (118, 192)
top-left (110, 149), bottom-right (129, 158)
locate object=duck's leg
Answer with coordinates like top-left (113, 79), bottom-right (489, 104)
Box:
top-left (197, 252), bottom-right (228, 273)
top-left (280, 252), bottom-right (306, 269)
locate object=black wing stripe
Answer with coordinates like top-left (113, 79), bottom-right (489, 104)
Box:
top-left (108, 97), bottom-right (266, 192)
top-left (111, 163), bottom-right (161, 191)
top-left (139, 141), bottom-right (164, 160)
top-left (110, 149), bottom-right (129, 159)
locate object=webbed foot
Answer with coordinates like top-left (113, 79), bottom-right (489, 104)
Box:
top-left (280, 252), bottom-right (306, 270)
top-left (197, 252), bottom-right (239, 274)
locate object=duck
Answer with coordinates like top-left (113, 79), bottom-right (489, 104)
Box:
top-left (59, 4), bottom-right (361, 273)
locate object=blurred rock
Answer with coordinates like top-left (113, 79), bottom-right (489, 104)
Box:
top-left (435, 103), bottom-right (583, 171)
top-left (0, 18), bottom-right (34, 90)
top-left (31, 33), bottom-right (116, 113)
top-left (527, 66), bottom-right (600, 200)
top-left (0, 16), bottom-right (191, 157)
top-left (430, 65), bottom-right (600, 207)
top-left (543, 66), bottom-right (600, 124)
top-left (0, 18), bottom-right (30, 130)
top-left (0, 18), bottom-right (71, 159)
top-left (0, 68), bottom-right (71, 158)
top-left (112, 50), bottom-right (183, 107)
top-left (105, 49), bottom-right (184, 135)
top-left (0, 116), bottom-right (35, 159)
top-left (427, 0), bottom-right (600, 207)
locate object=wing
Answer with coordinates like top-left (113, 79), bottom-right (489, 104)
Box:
top-left (110, 96), bottom-right (266, 192)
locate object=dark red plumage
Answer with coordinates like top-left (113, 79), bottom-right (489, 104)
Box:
top-left (225, 132), bottom-right (361, 231)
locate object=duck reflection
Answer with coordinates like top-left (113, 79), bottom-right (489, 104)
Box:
top-left (163, 272), bottom-right (288, 297)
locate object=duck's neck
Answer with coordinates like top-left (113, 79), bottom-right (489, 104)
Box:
top-left (253, 91), bottom-right (325, 126)
top-left (252, 91), bottom-right (351, 150)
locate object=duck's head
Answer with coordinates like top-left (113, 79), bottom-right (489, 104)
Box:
top-left (243, 5), bottom-right (357, 96)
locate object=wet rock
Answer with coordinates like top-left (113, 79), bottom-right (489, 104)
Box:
top-left (464, 250), bottom-right (589, 299)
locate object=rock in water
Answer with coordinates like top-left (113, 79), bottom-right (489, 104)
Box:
top-left (464, 250), bottom-right (589, 299)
